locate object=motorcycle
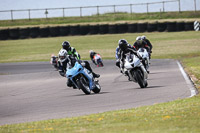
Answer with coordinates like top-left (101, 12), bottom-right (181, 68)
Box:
top-left (122, 52), bottom-right (148, 88)
top-left (50, 54), bottom-right (58, 70)
top-left (93, 54), bottom-right (104, 67)
top-left (137, 48), bottom-right (150, 72)
top-left (66, 56), bottom-right (101, 95)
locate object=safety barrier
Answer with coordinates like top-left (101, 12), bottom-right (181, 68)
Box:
top-left (0, 21), bottom-right (196, 40)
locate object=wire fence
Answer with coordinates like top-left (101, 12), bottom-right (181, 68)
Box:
top-left (0, 0), bottom-right (198, 21)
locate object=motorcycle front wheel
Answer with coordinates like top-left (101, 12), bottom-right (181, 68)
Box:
top-left (134, 69), bottom-right (146, 88)
top-left (92, 81), bottom-right (101, 93)
top-left (77, 77), bottom-right (91, 95)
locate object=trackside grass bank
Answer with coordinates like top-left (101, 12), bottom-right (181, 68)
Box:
top-left (0, 31), bottom-right (200, 132)
top-left (0, 11), bottom-right (200, 28)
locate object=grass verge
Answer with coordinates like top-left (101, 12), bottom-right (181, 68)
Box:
top-left (0, 11), bottom-right (200, 28)
top-left (0, 31), bottom-right (200, 132)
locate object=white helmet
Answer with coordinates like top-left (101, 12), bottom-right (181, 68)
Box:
top-left (58, 49), bottom-right (68, 62)
top-left (89, 50), bottom-right (94, 54)
top-left (136, 36), bottom-right (141, 41)
top-left (141, 35), bottom-right (146, 40)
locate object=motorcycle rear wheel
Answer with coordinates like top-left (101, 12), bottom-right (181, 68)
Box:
top-left (77, 77), bottom-right (91, 95)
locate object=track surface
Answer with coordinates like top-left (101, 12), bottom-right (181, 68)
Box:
top-left (0, 59), bottom-right (191, 125)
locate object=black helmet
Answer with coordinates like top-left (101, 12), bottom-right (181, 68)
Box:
top-left (62, 41), bottom-right (70, 50)
top-left (118, 39), bottom-right (128, 51)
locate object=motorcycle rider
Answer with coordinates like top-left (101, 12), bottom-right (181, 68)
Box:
top-left (118, 39), bottom-right (142, 69)
top-left (58, 41), bottom-right (100, 88)
top-left (141, 35), bottom-right (153, 59)
top-left (89, 50), bottom-right (97, 65)
top-left (133, 36), bottom-right (151, 57)
top-left (141, 35), bottom-right (153, 52)
top-left (115, 39), bottom-right (132, 68)
top-left (133, 36), bottom-right (151, 73)
top-left (62, 41), bottom-right (81, 60)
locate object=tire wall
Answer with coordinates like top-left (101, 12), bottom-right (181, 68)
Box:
top-left (30, 27), bottom-right (40, 38)
top-left (0, 21), bottom-right (196, 40)
top-left (39, 27), bottom-right (50, 37)
top-left (9, 28), bottom-right (20, 39)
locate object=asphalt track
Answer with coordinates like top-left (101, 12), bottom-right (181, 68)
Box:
top-left (0, 59), bottom-right (193, 125)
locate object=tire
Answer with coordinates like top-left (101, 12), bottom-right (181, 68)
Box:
top-left (134, 69), bottom-right (145, 88)
top-left (49, 26), bottom-right (60, 37)
top-left (19, 27), bottom-right (30, 39)
top-left (89, 25), bottom-right (99, 34)
top-left (77, 77), bottom-right (91, 95)
top-left (30, 27), bottom-right (40, 38)
top-left (127, 23), bottom-right (137, 33)
top-left (93, 81), bottom-right (101, 93)
top-left (157, 22), bottom-right (167, 32)
top-left (39, 27), bottom-right (50, 37)
top-left (9, 28), bottom-right (20, 39)
top-left (0, 29), bottom-right (9, 40)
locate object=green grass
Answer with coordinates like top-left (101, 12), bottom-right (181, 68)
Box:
top-left (0, 11), bottom-right (200, 28)
top-left (0, 31), bottom-right (200, 62)
top-left (0, 31), bottom-right (200, 132)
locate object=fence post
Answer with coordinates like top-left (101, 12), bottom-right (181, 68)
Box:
top-left (178, 0), bottom-right (181, 12)
top-left (28, 9), bottom-right (31, 20)
top-left (163, 1), bottom-right (165, 12)
top-left (113, 5), bottom-right (116, 13)
top-left (45, 9), bottom-right (48, 19)
top-left (130, 4), bottom-right (132, 14)
top-left (194, 0), bottom-right (197, 12)
top-left (63, 8), bottom-right (65, 17)
top-left (97, 6), bottom-right (99, 16)
top-left (11, 10), bottom-right (13, 21)
top-left (80, 7), bottom-right (82, 17)
top-left (146, 3), bottom-right (149, 14)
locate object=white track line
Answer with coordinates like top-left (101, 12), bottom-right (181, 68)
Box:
top-left (177, 61), bottom-right (198, 97)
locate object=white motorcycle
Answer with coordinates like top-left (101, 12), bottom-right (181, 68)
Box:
top-left (122, 52), bottom-right (148, 88)
top-left (137, 48), bottom-right (150, 73)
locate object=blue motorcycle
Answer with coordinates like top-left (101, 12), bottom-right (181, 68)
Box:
top-left (66, 56), bottom-right (101, 95)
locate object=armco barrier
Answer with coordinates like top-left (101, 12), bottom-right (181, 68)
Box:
top-left (0, 21), bottom-right (196, 40)
top-left (0, 29), bottom-right (9, 40)
top-left (30, 27), bottom-right (40, 38)
top-left (49, 26), bottom-right (60, 37)
top-left (9, 28), bottom-right (20, 39)
top-left (59, 25), bottom-right (70, 36)
top-left (167, 22), bottom-right (177, 32)
top-left (19, 27), bottom-right (30, 39)
top-left (39, 27), bottom-right (50, 37)
top-left (70, 25), bottom-right (80, 35)
top-left (137, 23), bottom-right (147, 32)
top-left (127, 23), bottom-right (137, 33)
top-left (108, 24), bottom-right (118, 34)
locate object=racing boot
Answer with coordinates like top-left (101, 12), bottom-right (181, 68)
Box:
top-left (92, 72), bottom-right (100, 78)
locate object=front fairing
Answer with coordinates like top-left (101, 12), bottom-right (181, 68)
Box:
top-left (124, 54), bottom-right (141, 69)
top-left (66, 62), bottom-right (82, 78)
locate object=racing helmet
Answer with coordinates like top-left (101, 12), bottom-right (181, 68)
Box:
top-left (136, 36), bottom-right (143, 45)
top-left (62, 41), bottom-right (70, 50)
top-left (89, 50), bottom-right (94, 54)
top-left (58, 49), bottom-right (68, 63)
top-left (118, 39), bottom-right (128, 51)
top-left (141, 35), bottom-right (146, 40)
